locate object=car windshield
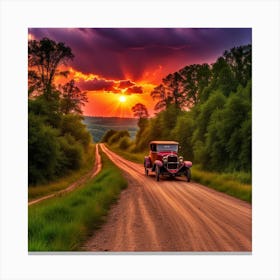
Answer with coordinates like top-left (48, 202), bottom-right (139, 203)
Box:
top-left (157, 144), bottom-right (178, 152)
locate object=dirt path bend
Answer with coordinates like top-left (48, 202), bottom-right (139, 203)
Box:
top-left (84, 144), bottom-right (252, 252)
top-left (28, 144), bottom-right (102, 206)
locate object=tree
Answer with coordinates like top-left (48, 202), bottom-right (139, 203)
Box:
top-left (28, 37), bottom-right (74, 96)
top-left (223, 45), bottom-right (251, 87)
top-left (59, 79), bottom-right (88, 114)
top-left (131, 103), bottom-right (149, 119)
top-left (151, 72), bottom-right (185, 111)
top-left (179, 64), bottom-right (212, 106)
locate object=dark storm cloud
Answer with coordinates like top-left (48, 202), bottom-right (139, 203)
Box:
top-left (29, 28), bottom-right (252, 83)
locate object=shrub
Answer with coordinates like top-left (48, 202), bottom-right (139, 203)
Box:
top-left (28, 113), bottom-right (61, 185)
top-left (118, 136), bottom-right (132, 150)
top-left (108, 130), bottom-right (130, 145)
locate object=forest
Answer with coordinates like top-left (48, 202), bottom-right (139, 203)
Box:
top-left (103, 44), bottom-right (252, 174)
top-left (28, 38), bottom-right (92, 185)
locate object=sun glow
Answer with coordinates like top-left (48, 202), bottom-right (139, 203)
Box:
top-left (119, 95), bottom-right (127, 103)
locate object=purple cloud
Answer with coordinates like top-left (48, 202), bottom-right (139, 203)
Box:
top-left (29, 28), bottom-right (252, 83)
top-left (77, 78), bottom-right (116, 91)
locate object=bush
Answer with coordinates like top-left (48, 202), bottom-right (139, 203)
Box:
top-left (58, 135), bottom-right (84, 170)
top-left (101, 129), bottom-right (117, 143)
top-left (118, 136), bottom-right (132, 150)
top-left (61, 114), bottom-right (92, 148)
top-left (28, 113), bottom-right (61, 185)
top-left (108, 130), bottom-right (130, 145)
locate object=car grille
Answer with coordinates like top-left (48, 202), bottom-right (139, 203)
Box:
top-left (167, 155), bottom-right (178, 169)
top-left (167, 163), bottom-right (178, 169)
top-left (168, 155), bottom-right (178, 163)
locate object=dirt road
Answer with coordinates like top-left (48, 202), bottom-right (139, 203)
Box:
top-left (84, 144), bottom-right (252, 252)
top-left (29, 144), bottom-right (102, 206)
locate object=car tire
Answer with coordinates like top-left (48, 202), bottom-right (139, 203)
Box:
top-left (186, 168), bottom-right (191, 182)
top-left (156, 165), bottom-right (160, 181)
top-left (145, 167), bottom-right (149, 176)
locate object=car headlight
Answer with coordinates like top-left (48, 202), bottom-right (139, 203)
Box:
top-left (163, 156), bottom-right (168, 163)
top-left (179, 156), bottom-right (183, 163)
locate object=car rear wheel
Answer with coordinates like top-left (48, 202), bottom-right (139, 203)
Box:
top-left (186, 168), bottom-right (191, 182)
top-left (155, 165), bottom-right (160, 181)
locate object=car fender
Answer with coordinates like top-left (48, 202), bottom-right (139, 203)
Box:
top-left (144, 156), bottom-right (152, 168)
top-left (184, 161), bottom-right (192, 168)
top-left (154, 160), bottom-right (163, 167)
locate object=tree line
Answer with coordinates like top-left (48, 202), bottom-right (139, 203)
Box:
top-left (104, 44), bottom-right (252, 173)
top-left (28, 38), bottom-right (92, 185)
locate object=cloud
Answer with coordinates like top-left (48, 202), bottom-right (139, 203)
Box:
top-left (73, 72), bottom-right (143, 95)
top-left (29, 28), bottom-right (252, 84)
top-left (125, 85), bottom-right (143, 94)
top-left (118, 80), bottom-right (135, 89)
top-left (77, 78), bottom-right (116, 91)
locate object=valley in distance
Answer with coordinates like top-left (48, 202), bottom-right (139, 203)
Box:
top-left (83, 116), bottom-right (138, 143)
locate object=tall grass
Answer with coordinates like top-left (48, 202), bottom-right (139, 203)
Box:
top-left (28, 145), bottom-right (95, 201)
top-left (191, 167), bottom-right (251, 203)
top-left (28, 151), bottom-right (127, 251)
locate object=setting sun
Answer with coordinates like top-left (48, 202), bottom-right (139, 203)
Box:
top-left (119, 95), bottom-right (126, 103)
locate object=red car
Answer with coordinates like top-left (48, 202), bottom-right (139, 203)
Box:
top-left (144, 141), bottom-right (192, 182)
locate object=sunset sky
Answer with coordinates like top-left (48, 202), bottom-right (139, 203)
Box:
top-left (28, 28), bottom-right (252, 117)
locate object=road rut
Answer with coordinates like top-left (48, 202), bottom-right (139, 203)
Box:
top-left (84, 144), bottom-right (252, 252)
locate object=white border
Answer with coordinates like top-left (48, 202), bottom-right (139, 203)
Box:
top-left (1, 0), bottom-right (279, 279)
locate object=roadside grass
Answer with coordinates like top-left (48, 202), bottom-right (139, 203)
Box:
top-left (28, 151), bottom-right (127, 251)
top-left (28, 144), bottom-right (95, 201)
top-left (191, 167), bottom-right (251, 203)
top-left (107, 144), bottom-right (251, 203)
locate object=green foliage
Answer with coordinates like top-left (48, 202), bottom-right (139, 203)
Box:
top-left (61, 114), bottom-right (92, 148)
top-left (191, 167), bottom-right (251, 202)
top-left (108, 130), bottom-right (130, 145)
top-left (29, 145), bottom-right (95, 200)
top-left (131, 44), bottom-right (251, 175)
top-left (170, 112), bottom-right (194, 160)
top-left (118, 136), bottom-right (132, 150)
top-left (101, 129), bottom-right (117, 143)
top-left (28, 37), bottom-right (91, 186)
top-left (28, 152), bottom-right (127, 251)
top-left (29, 100), bottom-right (92, 185)
top-left (28, 113), bottom-right (61, 184)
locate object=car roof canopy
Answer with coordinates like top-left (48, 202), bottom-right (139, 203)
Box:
top-left (149, 141), bottom-right (179, 145)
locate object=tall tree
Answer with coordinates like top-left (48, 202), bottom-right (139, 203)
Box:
top-left (179, 64), bottom-right (212, 105)
top-left (131, 103), bottom-right (149, 119)
top-left (151, 72), bottom-right (185, 111)
top-left (223, 44), bottom-right (251, 87)
top-left (28, 37), bottom-right (74, 96)
top-left (59, 80), bottom-right (88, 114)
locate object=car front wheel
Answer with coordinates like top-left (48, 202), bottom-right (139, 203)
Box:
top-left (145, 167), bottom-right (149, 176)
top-left (155, 165), bottom-right (160, 182)
top-left (186, 168), bottom-right (191, 182)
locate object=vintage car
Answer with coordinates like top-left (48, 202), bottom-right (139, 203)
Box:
top-left (144, 141), bottom-right (192, 182)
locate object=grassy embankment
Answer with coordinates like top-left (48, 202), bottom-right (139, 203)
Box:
top-left (107, 144), bottom-right (252, 203)
top-left (28, 145), bottom-right (96, 201)
top-left (28, 151), bottom-right (127, 251)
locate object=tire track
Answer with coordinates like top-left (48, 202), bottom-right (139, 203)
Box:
top-left (28, 144), bottom-right (102, 206)
top-left (84, 144), bottom-right (251, 252)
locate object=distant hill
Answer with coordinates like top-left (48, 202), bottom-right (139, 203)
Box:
top-left (83, 116), bottom-right (138, 143)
